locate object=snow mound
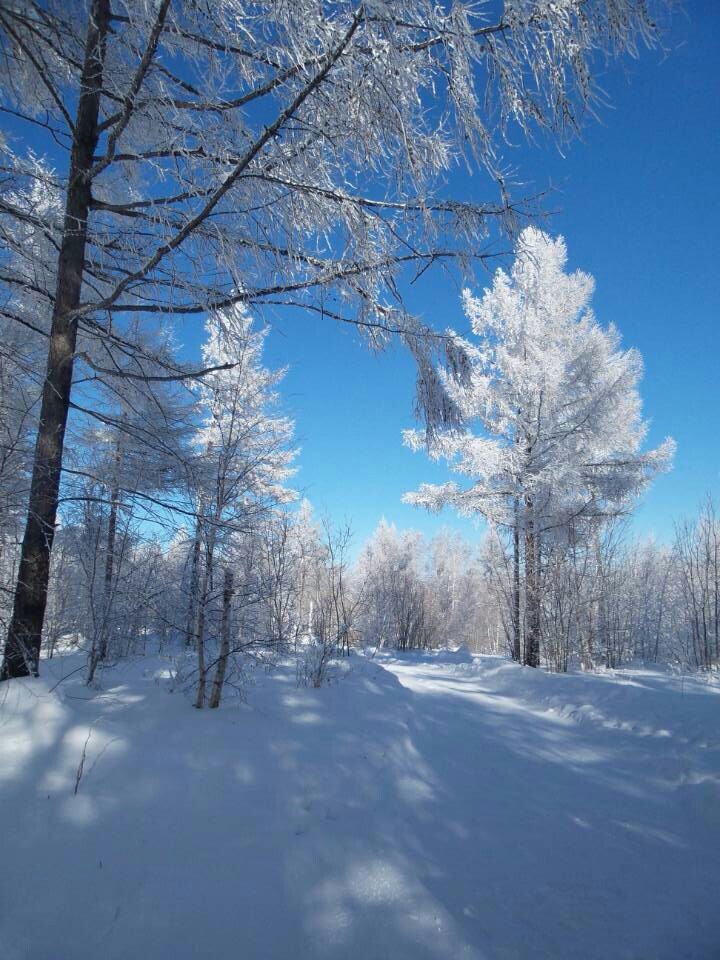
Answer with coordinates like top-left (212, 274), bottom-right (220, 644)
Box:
top-left (374, 644), bottom-right (474, 665)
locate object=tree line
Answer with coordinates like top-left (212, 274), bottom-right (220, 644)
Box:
top-left (0, 0), bottom-right (685, 699)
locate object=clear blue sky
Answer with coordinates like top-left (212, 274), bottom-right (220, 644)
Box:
top-left (195, 6), bottom-right (720, 552)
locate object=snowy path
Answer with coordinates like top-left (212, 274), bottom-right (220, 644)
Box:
top-left (380, 654), bottom-right (720, 960)
top-left (1, 652), bottom-right (718, 960)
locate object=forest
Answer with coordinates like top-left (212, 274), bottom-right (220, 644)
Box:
top-left (1, 2), bottom-right (718, 959)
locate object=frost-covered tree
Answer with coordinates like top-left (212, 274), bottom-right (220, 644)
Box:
top-left (0, 321), bottom-right (39, 629)
top-left (189, 306), bottom-right (296, 708)
top-left (357, 521), bottom-right (436, 650)
top-left (404, 228), bottom-right (674, 665)
top-left (674, 497), bottom-right (720, 670)
top-left (426, 530), bottom-right (496, 650)
top-left (254, 501), bottom-right (325, 653)
top-left (355, 521), bottom-right (502, 652)
top-left (297, 518), bottom-right (364, 686)
top-left (0, 169), bottom-right (60, 637)
top-left (76, 369), bottom-right (193, 682)
top-left (1, 0), bottom-right (672, 677)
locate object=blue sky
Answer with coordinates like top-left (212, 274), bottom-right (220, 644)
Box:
top-left (166, 7), bottom-right (718, 552)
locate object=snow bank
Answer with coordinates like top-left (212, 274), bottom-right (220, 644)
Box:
top-left (373, 644), bottom-right (474, 665)
top-left (449, 654), bottom-right (720, 744)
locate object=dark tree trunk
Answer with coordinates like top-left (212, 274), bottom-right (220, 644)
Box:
top-left (524, 507), bottom-right (541, 668)
top-left (512, 500), bottom-right (522, 662)
top-left (2, 0), bottom-right (111, 680)
top-left (209, 567), bottom-right (234, 709)
top-left (86, 440), bottom-right (121, 685)
top-left (194, 557), bottom-right (211, 709)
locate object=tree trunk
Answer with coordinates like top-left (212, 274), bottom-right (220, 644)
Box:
top-left (209, 568), bottom-right (234, 709)
top-left (593, 531), bottom-right (612, 667)
top-left (524, 507), bottom-right (541, 668)
top-left (194, 558), bottom-right (211, 709)
top-left (512, 502), bottom-right (522, 662)
top-left (2, 0), bottom-right (110, 680)
top-left (185, 517), bottom-right (202, 647)
top-left (101, 479), bottom-right (120, 648)
top-left (86, 438), bottom-right (122, 685)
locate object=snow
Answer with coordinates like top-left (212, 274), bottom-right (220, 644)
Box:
top-left (1, 651), bottom-right (718, 960)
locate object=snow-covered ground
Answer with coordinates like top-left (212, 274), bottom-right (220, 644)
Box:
top-left (1, 650), bottom-right (718, 960)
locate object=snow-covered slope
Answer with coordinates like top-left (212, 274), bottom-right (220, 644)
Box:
top-left (1, 652), bottom-right (718, 960)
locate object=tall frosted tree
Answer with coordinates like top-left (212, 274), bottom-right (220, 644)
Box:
top-left (189, 305), bottom-right (296, 708)
top-left (1, 0), bottom-right (670, 676)
top-left (404, 228), bottom-right (674, 665)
